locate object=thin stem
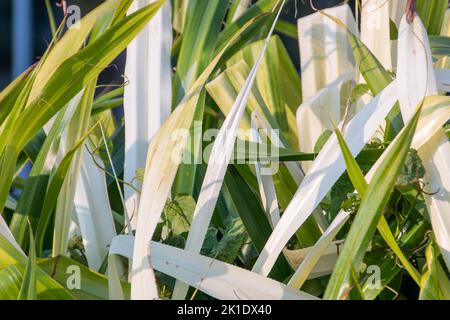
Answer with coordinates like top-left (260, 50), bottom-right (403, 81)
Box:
top-left (99, 123), bottom-right (133, 235)
top-left (45, 0), bottom-right (57, 37)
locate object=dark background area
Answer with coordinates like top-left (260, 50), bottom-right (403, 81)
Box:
top-left (0, 0), bottom-right (349, 91)
top-left (0, 0), bottom-right (103, 89)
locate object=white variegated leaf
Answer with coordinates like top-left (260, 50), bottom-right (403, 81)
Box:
top-left (296, 72), bottom-right (354, 171)
top-left (124, 0), bottom-right (172, 229)
top-left (298, 4), bottom-right (357, 101)
top-left (251, 81), bottom-right (398, 276)
top-left (361, 0), bottom-right (392, 69)
top-left (111, 235), bottom-right (318, 300)
top-left (172, 1), bottom-right (286, 300)
top-left (397, 15), bottom-right (450, 269)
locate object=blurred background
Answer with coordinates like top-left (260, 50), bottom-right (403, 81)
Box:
top-left (0, 0), bottom-right (351, 91)
top-left (0, 0), bottom-right (353, 197)
top-left (0, 0), bottom-right (103, 89)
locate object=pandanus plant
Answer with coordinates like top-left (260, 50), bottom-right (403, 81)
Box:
top-left (0, 0), bottom-right (449, 300)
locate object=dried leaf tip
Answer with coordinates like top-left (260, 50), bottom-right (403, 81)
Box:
top-left (56, 0), bottom-right (68, 17)
top-left (406, 0), bottom-right (417, 24)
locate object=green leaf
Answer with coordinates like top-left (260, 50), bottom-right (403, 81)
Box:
top-left (172, 89), bottom-right (206, 196)
top-left (173, 0), bottom-right (188, 33)
top-left (38, 255), bottom-right (130, 300)
top-left (233, 139), bottom-right (316, 162)
top-left (226, 0), bottom-right (251, 24)
top-left (227, 36), bottom-right (300, 146)
top-left (334, 128), bottom-right (367, 196)
top-left (396, 149), bottom-right (426, 187)
top-left (164, 195), bottom-right (196, 236)
top-left (224, 165), bottom-right (291, 280)
top-left (173, 0), bottom-right (228, 104)
top-left (275, 20), bottom-right (297, 39)
top-left (9, 175), bottom-right (49, 249)
top-left (321, 11), bottom-right (403, 141)
top-left (335, 127), bottom-right (421, 285)
top-left (419, 240), bottom-right (450, 300)
top-left (325, 102), bottom-right (423, 299)
top-left (0, 235), bottom-right (74, 300)
top-left (0, 67), bottom-right (31, 126)
top-left (17, 223), bottom-right (37, 300)
top-left (349, 83), bottom-right (371, 104)
top-left (229, 37), bottom-right (287, 127)
top-left (0, 0), bottom-right (166, 214)
top-left (429, 35), bottom-right (450, 58)
top-left (313, 130), bottom-right (332, 154)
top-left (111, 0), bottom-right (134, 25)
top-left (201, 218), bottom-right (247, 264)
top-left (347, 264), bottom-right (365, 300)
top-left (346, 28), bottom-right (402, 141)
top-left (36, 123), bottom-right (100, 255)
top-left (216, 0), bottom-right (280, 60)
top-left (416, 0), bottom-right (448, 36)
top-left (29, 0), bottom-right (121, 103)
top-left (171, 0), bottom-right (229, 198)
top-left (389, 19), bottom-right (399, 41)
top-left (53, 81), bottom-right (97, 258)
top-left (92, 87), bottom-right (124, 115)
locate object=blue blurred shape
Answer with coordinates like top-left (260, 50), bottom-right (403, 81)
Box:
top-left (12, 0), bottom-right (33, 78)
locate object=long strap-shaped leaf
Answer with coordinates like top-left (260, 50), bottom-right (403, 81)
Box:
top-left (124, 0), bottom-right (172, 230)
top-left (250, 110), bottom-right (328, 230)
top-left (334, 127), bottom-right (421, 284)
top-left (289, 94), bottom-right (450, 293)
top-left (206, 60), bottom-right (327, 236)
top-left (37, 123), bottom-right (107, 257)
top-left (296, 72), bottom-right (354, 169)
top-left (0, 0), bottom-right (167, 216)
top-left (389, 0), bottom-right (407, 68)
top-left (17, 224), bottom-right (37, 300)
top-left (229, 0), bottom-right (252, 23)
top-left (360, 0), bottom-right (392, 69)
top-left (172, 2), bottom-right (286, 300)
top-left (324, 100), bottom-right (424, 299)
top-left (251, 80), bottom-right (398, 276)
top-left (251, 112), bottom-right (280, 228)
top-left (112, 235), bottom-right (318, 300)
top-left (73, 149), bottom-right (118, 270)
top-left (51, 4), bottom-right (119, 255)
top-left (11, 97), bottom-right (78, 252)
top-left (51, 85), bottom-right (118, 271)
top-left (65, 3), bottom-right (150, 269)
top-left (130, 15), bottom-right (263, 300)
top-left (29, 0), bottom-right (120, 102)
top-left (0, 235), bottom-right (74, 299)
top-left (436, 9), bottom-right (450, 68)
top-left (397, 15), bottom-right (450, 270)
top-left (53, 86), bottom-right (92, 259)
top-left (53, 81), bottom-right (117, 271)
top-left (251, 112), bottom-right (336, 274)
top-left (298, 4), bottom-right (357, 101)
top-left (0, 217), bottom-right (23, 255)
top-left (249, 110), bottom-right (304, 191)
top-left (288, 212), bottom-right (348, 289)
